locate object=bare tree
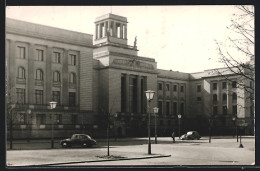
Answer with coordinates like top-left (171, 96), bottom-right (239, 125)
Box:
top-left (215, 5), bottom-right (254, 101)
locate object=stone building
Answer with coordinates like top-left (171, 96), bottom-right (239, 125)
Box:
top-left (6, 13), bottom-right (254, 139)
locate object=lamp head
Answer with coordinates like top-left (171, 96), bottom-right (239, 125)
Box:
top-left (49, 101), bottom-right (57, 109)
top-left (153, 107), bottom-right (159, 114)
top-left (145, 90), bottom-right (155, 101)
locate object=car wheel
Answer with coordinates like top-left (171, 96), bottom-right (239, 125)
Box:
top-left (61, 142), bottom-right (68, 148)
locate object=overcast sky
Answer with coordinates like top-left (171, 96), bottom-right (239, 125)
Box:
top-left (6, 6), bottom-right (246, 73)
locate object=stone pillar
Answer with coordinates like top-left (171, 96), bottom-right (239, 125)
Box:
top-left (217, 81), bottom-right (221, 114)
top-left (137, 75), bottom-right (141, 113)
top-left (124, 24), bottom-right (127, 39)
top-left (99, 23), bottom-right (102, 38)
top-left (170, 82), bottom-right (173, 115)
top-left (113, 22), bottom-right (117, 38)
top-left (163, 82), bottom-right (166, 115)
top-left (27, 43), bottom-right (34, 104)
top-left (227, 81), bottom-right (232, 114)
top-left (96, 24), bottom-right (98, 39)
top-left (177, 83), bottom-right (180, 114)
top-left (104, 22), bottom-right (108, 37)
top-left (125, 74), bottom-right (129, 112)
top-left (45, 46), bottom-right (52, 103)
top-left (8, 40), bottom-right (16, 103)
top-left (120, 23), bottom-right (123, 38)
top-left (62, 49), bottom-right (69, 105)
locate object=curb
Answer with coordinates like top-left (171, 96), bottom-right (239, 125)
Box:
top-left (24, 154), bottom-right (172, 167)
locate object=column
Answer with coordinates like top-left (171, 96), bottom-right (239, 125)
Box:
top-left (27, 43), bottom-right (34, 104)
top-left (99, 23), bottom-right (102, 38)
top-left (113, 22), bottom-right (116, 38)
top-left (45, 46), bottom-right (52, 103)
top-left (217, 80), bottom-right (221, 114)
top-left (137, 75), bottom-right (141, 113)
top-left (8, 40), bottom-right (16, 104)
top-left (124, 24), bottom-right (127, 39)
top-left (120, 23), bottom-right (123, 38)
top-left (125, 74), bottom-right (129, 112)
top-left (62, 49), bottom-right (69, 105)
top-left (104, 22), bottom-right (108, 36)
top-left (163, 82), bottom-right (166, 115)
top-left (170, 82), bottom-right (173, 115)
top-left (227, 81), bottom-right (232, 114)
top-left (96, 24), bottom-right (98, 39)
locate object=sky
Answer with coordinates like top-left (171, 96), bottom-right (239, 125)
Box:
top-left (6, 6), bottom-right (246, 73)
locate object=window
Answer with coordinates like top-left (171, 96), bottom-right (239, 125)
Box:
top-left (222, 82), bottom-right (227, 89)
top-left (223, 106), bottom-right (227, 115)
top-left (213, 94), bottom-right (217, 102)
top-left (55, 114), bottom-right (62, 124)
top-left (232, 105), bottom-right (237, 115)
top-left (52, 91), bottom-right (60, 105)
top-left (17, 67), bottom-right (25, 79)
top-left (197, 97), bottom-right (202, 101)
top-left (158, 83), bottom-right (163, 90)
top-left (158, 101), bottom-right (163, 115)
top-left (16, 88), bottom-right (25, 104)
top-left (36, 49), bottom-right (44, 61)
top-left (180, 86), bottom-right (184, 92)
top-left (180, 103), bottom-right (184, 115)
top-left (36, 69), bottom-right (43, 80)
top-left (232, 81), bottom-right (237, 88)
top-left (213, 83), bottom-right (217, 90)
top-left (18, 46), bottom-right (25, 59)
top-left (70, 73), bottom-right (76, 84)
top-left (69, 54), bottom-right (76, 65)
top-left (173, 102), bottom-right (177, 115)
top-left (173, 85), bottom-right (177, 92)
top-left (166, 102), bottom-right (170, 115)
top-left (72, 114), bottom-right (78, 124)
top-left (213, 106), bottom-right (218, 115)
top-left (36, 114), bottom-right (46, 125)
top-left (19, 113), bottom-right (26, 124)
top-left (222, 93), bottom-right (227, 102)
top-left (53, 52), bottom-right (61, 63)
top-left (35, 90), bottom-right (43, 104)
top-left (166, 84), bottom-right (170, 91)
top-left (197, 85), bottom-right (201, 92)
top-left (232, 93), bottom-right (237, 101)
top-left (53, 71), bottom-right (60, 82)
top-left (69, 92), bottom-right (76, 106)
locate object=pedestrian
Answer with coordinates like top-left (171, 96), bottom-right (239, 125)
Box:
top-left (171, 131), bottom-right (175, 143)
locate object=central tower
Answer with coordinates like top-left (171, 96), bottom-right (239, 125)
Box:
top-left (94, 13), bottom-right (128, 46)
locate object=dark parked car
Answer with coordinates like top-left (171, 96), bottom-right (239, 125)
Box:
top-left (60, 134), bottom-right (97, 148)
top-left (181, 131), bottom-right (201, 140)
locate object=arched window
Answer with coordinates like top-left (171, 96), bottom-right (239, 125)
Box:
top-left (53, 71), bottom-right (60, 82)
top-left (36, 69), bottom-right (43, 80)
top-left (213, 94), bottom-right (217, 102)
top-left (17, 67), bottom-right (25, 79)
top-left (69, 73), bottom-right (76, 84)
top-left (232, 93), bottom-right (237, 101)
top-left (222, 93), bottom-right (227, 102)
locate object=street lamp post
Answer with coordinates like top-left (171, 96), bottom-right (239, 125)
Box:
top-left (114, 113), bottom-right (118, 142)
top-left (49, 101), bottom-right (57, 149)
top-left (26, 109), bottom-right (31, 142)
top-left (153, 107), bottom-right (159, 144)
top-left (232, 116), bottom-right (238, 142)
top-left (178, 114), bottom-right (182, 139)
top-left (145, 90), bottom-right (155, 155)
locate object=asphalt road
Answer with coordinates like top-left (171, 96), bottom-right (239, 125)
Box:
top-left (6, 136), bottom-right (255, 166)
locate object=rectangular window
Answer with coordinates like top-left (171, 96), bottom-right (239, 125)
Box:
top-left (19, 113), bottom-right (26, 124)
top-left (222, 82), bottom-right (227, 89)
top-left (36, 114), bottom-right (46, 125)
top-left (223, 106), bottom-right (227, 115)
top-left (69, 92), bottom-right (76, 106)
top-left (166, 84), bottom-right (170, 91)
top-left (53, 52), bottom-right (61, 63)
top-left (180, 103), bottom-right (184, 115)
top-left (16, 88), bottom-right (25, 104)
top-left (158, 101), bottom-right (163, 115)
top-left (72, 114), bottom-right (78, 124)
top-left (197, 85), bottom-right (201, 92)
top-left (35, 90), bottom-right (43, 105)
top-left (55, 114), bottom-right (62, 124)
top-left (213, 106), bottom-right (218, 115)
top-left (166, 102), bottom-right (170, 115)
top-left (173, 102), bottom-right (177, 115)
top-left (180, 86), bottom-right (184, 92)
top-left (69, 54), bottom-right (76, 65)
top-left (158, 83), bottom-right (163, 90)
top-left (213, 83), bottom-right (217, 90)
top-left (232, 81), bottom-right (237, 88)
top-left (18, 46), bottom-right (25, 59)
top-left (232, 105), bottom-right (237, 115)
top-left (173, 85), bottom-right (177, 92)
top-left (197, 97), bottom-right (202, 101)
top-left (36, 49), bottom-right (44, 61)
top-left (52, 91), bottom-right (60, 105)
